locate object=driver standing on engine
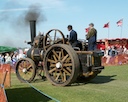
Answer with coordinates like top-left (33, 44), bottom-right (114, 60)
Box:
top-left (86, 23), bottom-right (97, 51)
top-left (67, 25), bottom-right (78, 47)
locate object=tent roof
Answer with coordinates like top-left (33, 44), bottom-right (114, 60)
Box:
top-left (0, 46), bottom-right (17, 53)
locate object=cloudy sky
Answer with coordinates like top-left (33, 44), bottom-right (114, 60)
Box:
top-left (0, 0), bottom-right (128, 47)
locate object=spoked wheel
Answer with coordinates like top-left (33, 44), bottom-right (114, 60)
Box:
top-left (15, 58), bottom-right (36, 82)
top-left (43, 29), bottom-right (65, 51)
top-left (44, 44), bottom-right (80, 86)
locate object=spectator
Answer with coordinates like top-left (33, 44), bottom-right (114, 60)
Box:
top-left (1, 55), bottom-right (5, 64)
top-left (109, 46), bottom-right (118, 64)
top-left (17, 49), bottom-right (26, 59)
top-left (105, 46), bottom-right (111, 64)
top-left (5, 53), bottom-right (12, 64)
top-left (110, 46), bottom-right (118, 57)
top-left (117, 46), bottom-right (123, 55)
top-left (123, 46), bottom-right (128, 54)
top-left (100, 48), bottom-right (105, 56)
top-left (12, 54), bottom-right (18, 65)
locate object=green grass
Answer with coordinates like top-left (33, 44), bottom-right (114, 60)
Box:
top-left (6, 65), bottom-right (128, 102)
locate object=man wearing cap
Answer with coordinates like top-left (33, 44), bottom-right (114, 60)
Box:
top-left (86, 23), bottom-right (97, 51)
top-left (67, 25), bottom-right (78, 47)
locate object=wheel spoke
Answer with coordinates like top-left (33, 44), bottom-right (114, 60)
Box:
top-left (48, 59), bottom-right (56, 63)
top-left (52, 50), bottom-right (59, 59)
top-left (63, 72), bottom-right (66, 82)
top-left (50, 64), bottom-right (56, 68)
top-left (27, 67), bottom-right (33, 72)
top-left (47, 34), bottom-right (52, 41)
top-left (62, 54), bottom-right (69, 62)
top-left (54, 39), bottom-right (62, 44)
top-left (53, 70), bottom-right (57, 78)
top-left (66, 67), bottom-right (72, 73)
top-left (63, 63), bottom-right (72, 67)
top-left (23, 61), bottom-right (27, 68)
top-left (26, 72), bottom-right (31, 79)
top-left (47, 59), bottom-right (56, 63)
top-left (21, 61), bottom-right (24, 67)
top-left (61, 49), bottom-right (64, 58)
top-left (18, 65), bottom-right (23, 70)
top-left (54, 30), bottom-right (57, 42)
top-left (18, 68), bottom-right (23, 73)
top-left (65, 57), bottom-right (71, 63)
top-left (60, 71), bottom-right (63, 81)
top-left (27, 65), bottom-right (32, 70)
top-left (63, 68), bottom-right (71, 76)
top-left (49, 68), bottom-right (56, 73)
top-left (58, 52), bottom-right (61, 60)
top-left (53, 55), bottom-right (57, 62)
top-left (55, 73), bottom-right (60, 81)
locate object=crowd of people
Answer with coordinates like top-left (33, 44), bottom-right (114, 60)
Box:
top-left (0, 49), bottom-right (26, 66)
top-left (101, 45), bottom-right (128, 65)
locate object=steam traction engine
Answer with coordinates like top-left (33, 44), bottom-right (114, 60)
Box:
top-left (15, 21), bottom-right (104, 86)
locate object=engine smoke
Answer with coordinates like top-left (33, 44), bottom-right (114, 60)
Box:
top-left (0, 3), bottom-right (46, 47)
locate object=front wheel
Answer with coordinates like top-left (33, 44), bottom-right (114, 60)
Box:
top-left (15, 58), bottom-right (36, 82)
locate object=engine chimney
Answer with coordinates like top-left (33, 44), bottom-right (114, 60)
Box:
top-left (30, 20), bottom-right (36, 43)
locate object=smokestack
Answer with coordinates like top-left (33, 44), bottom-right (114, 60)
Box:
top-left (30, 20), bottom-right (36, 43)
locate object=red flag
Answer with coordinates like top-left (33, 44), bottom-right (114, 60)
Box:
top-left (103, 22), bottom-right (109, 28)
top-left (85, 27), bottom-right (89, 33)
top-left (117, 19), bottom-right (123, 26)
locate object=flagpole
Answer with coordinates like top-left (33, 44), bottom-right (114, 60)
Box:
top-left (117, 18), bottom-right (123, 38)
top-left (108, 27), bottom-right (109, 38)
top-left (120, 24), bottom-right (123, 38)
top-left (103, 22), bottom-right (109, 39)
top-left (108, 22), bottom-right (110, 39)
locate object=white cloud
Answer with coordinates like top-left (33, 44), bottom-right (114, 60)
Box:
top-left (1, 0), bottom-right (81, 13)
top-left (9, 0), bottom-right (65, 9)
top-left (0, 0), bottom-right (66, 13)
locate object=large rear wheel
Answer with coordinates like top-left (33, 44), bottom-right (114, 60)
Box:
top-left (44, 44), bottom-right (80, 86)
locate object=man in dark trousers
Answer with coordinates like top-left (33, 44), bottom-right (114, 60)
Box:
top-left (67, 25), bottom-right (78, 47)
top-left (86, 23), bottom-right (97, 51)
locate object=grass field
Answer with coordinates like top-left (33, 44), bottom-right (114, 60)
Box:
top-left (6, 65), bottom-right (128, 102)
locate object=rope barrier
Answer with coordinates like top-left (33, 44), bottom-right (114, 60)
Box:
top-left (0, 84), bottom-right (8, 102)
top-left (25, 81), bottom-right (60, 102)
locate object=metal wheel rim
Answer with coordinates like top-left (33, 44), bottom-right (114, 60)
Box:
top-left (44, 44), bottom-right (80, 86)
top-left (16, 58), bottom-right (36, 82)
top-left (46, 47), bottom-right (73, 84)
top-left (43, 29), bottom-right (65, 51)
